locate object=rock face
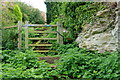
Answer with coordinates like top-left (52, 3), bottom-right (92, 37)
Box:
top-left (76, 3), bottom-right (120, 53)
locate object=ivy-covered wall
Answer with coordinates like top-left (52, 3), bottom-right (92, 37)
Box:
top-left (75, 3), bottom-right (118, 53)
top-left (45, 2), bottom-right (111, 39)
top-left (45, 2), bottom-right (62, 24)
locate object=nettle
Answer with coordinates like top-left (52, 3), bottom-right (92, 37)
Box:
top-left (2, 44), bottom-right (120, 79)
top-left (2, 50), bottom-right (56, 78)
top-left (56, 48), bottom-right (120, 79)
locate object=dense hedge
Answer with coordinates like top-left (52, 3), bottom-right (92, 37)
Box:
top-left (2, 2), bottom-right (22, 26)
top-left (16, 2), bottom-right (44, 24)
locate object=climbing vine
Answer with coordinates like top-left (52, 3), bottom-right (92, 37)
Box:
top-left (45, 2), bottom-right (107, 39)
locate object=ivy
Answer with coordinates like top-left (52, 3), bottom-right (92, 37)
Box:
top-left (46, 2), bottom-right (107, 39)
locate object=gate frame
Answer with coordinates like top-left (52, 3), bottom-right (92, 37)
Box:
top-left (24, 21), bottom-right (63, 52)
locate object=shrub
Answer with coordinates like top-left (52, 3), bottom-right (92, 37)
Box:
top-left (2, 28), bottom-right (18, 50)
top-left (2, 3), bottom-right (22, 50)
top-left (13, 4), bottom-right (22, 22)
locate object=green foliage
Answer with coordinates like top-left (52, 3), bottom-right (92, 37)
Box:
top-left (49, 43), bottom-right (120, 79)
top-left (2, 50), bottom-right (39, 69)
top-left (46, 2), bottom-right (107, 39)
top-left (15, 2), bottom-right (30, 22)
top-left (2, 50), bottom-right (56, 78)
top-left (2, 2), bottom-right (119, 79)
top-left (63, 32), bottom-right (74, 44)
top-left (2, 28), bottom-right (18, 50)
top-left (2, 2), bottom-right (22, 50)
top-left (2, 2), bottom-right (44, 50)
top-left (2, 2), bottom-right (16, 26)
top-left (2, 27), bottom-right (33, 50)
top-left (16, 2), bottom-right (44, 24)
top-left (45, 2), bottom-right (62, 24)
top-left (50, 42), bottom-right (78, 54)
top-left (29, 8), bottom-right (44, 24)
top-left (2, 44), bottom-right (120, 79)
top-left (2, 3), bottom-right (22, 26)
top-left (13, 4), bottom-right (22, 22)
top-left (55, 46), bottom-right (120, 79)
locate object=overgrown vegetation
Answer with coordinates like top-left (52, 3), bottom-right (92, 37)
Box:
top-left (45, 2), bottom-right (113, 39)
top-left (2, 28), bottom-right (18, 50)
top-left (1, 44), bottom-right (120, 79)
top-left (2, 2), bottom-right (44, 50)
top-left (56, 46), bottom-right (120, 79)
top-left (2, 2), bottom-right (22, 26)
top-left (2, 50), bottom-right (53, 78)
top-left (2, 1), bottom-right (119, 79)
top-left (16, 2), bottom-right (44, 24)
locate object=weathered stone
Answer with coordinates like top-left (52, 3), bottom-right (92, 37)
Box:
top-left (76, 8), bottom-right (119, 53)
top-left (84, 34), bottom-right (91, 38)
top-left (82, 24), bottom-right (91, 32)
top-left (116, 11), bottom-right (120, 16)
top-left (91, 27), bottom-right (107, 35)
top-left (96, 9), bottom-right (110, 17)
top-left (117, 1), bottom-right (120, 8)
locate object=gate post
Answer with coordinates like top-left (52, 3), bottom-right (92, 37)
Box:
top-left (57, 22), bottom-right (63, 44)
top-left (25, 21), bottom-right (29, 49)
top-left (57, 22), bottom-right (60, 44)
top-left (60, 22), bottom-right (63, 44)
top-left (18, 21), bottom-right (22, 50)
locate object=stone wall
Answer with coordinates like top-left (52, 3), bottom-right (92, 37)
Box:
top-left (76, 2), bottom-right (120, 53)
top-left (116, 1), bottom-right (120, 52)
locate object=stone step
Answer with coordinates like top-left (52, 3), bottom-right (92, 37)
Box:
top-left (38, 56), bottom-right (60, 64)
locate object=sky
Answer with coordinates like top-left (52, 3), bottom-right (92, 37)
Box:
top-left (19, 0), bottom-right (46, 13)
